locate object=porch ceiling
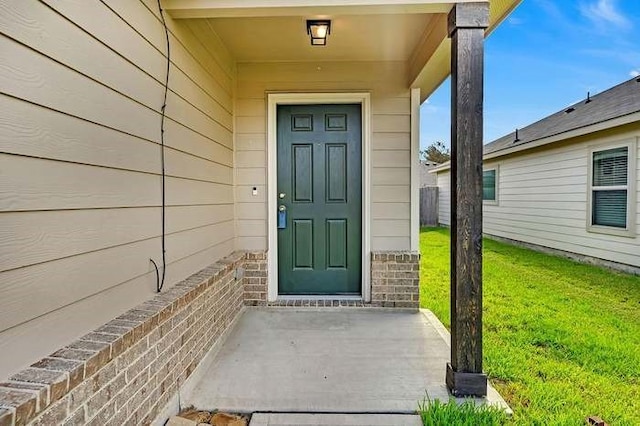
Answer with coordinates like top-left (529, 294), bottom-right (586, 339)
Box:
top-left (166, 0), bottom-right (521, 99)
top-left (205, 14), bottom-right (434, 63)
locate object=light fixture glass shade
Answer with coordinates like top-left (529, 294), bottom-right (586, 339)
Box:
top-left (307, 20), bottom-right (331, 46)
top-left (311, 24), bottom-right (327, 38)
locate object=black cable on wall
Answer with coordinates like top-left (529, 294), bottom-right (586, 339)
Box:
top-left (150, 0), bottom-right (171, 293)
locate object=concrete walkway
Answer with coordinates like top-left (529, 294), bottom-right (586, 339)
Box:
top-left (181, 307), bottom-right (508, 423)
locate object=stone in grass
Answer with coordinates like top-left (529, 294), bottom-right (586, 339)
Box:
top-left (210, 412), bottom-right (247, 426)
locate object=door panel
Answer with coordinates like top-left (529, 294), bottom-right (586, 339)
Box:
top-left (293, 144), bottom-right (313, 202)
top-left (326, 219), bottom-right (347, 268)
top-left (293, 219), bottom-right (314, 268)
top-left (326, 144), bottom-right (347, 202)
top-left (277, 104), bottom-right (362, 295)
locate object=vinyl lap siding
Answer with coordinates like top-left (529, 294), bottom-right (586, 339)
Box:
top-left (437, 171), bottom-right (450, 226)
top-left (0, 0), bottom-right (235, 379)
top-left (234, 61), bottom-right (412, 252)
top-left (437, 129), bottom-right (640, 268)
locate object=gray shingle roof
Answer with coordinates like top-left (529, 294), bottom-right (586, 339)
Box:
top-left (484, 76), bottom-right (640, 156)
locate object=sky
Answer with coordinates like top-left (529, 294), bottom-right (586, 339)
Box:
top-left (420, 0), bottom-right (640, 150)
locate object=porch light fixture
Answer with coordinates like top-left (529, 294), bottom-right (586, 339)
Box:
top-left (307, 20), bottom-right (331, 46)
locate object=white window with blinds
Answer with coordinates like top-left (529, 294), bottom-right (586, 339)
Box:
top-left (587, 140), bottom-right (637, 236)
top-left (483, 167), bottom-right (498, 204)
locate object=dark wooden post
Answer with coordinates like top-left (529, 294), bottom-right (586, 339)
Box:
top-left (446, 2), bottom-right (489, 397)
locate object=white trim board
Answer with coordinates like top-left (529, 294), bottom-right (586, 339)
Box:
top-left (410, 88), bottom-right (420, 251)
top-left (266, 93), bottom-right (372, 302)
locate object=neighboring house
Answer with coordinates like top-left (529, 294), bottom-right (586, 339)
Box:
top-left (0, 1), bottom-right (518, 422)
top-left (434, 77), bottom-right (640, 272)
top-left (420, 160), bottom-right (440, 186)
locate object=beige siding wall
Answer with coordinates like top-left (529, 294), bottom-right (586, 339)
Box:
top-left (235, 61), bottom-right (412, 252)
top-left (0, 0), bottom-right (235, 380)
top-left (437, 128), bottom-right (640, 267)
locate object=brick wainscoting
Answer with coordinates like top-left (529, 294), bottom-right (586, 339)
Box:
top-left (243, 250), bottom-right (421, 309)
top-left (243, 252), bottom-right (268, 306)
top-left (0, 252), bottom-right (248, 426)
top-left (371, 252), bottom-right (420, 309)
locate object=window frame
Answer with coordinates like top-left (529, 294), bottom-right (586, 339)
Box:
top-left (586, 139), bottom-right (637, 237)
top-left (482, 166), bottom-right (499, 205)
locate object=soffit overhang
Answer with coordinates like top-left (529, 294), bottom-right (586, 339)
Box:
top-left (163, 0), bottom-right (520, 100)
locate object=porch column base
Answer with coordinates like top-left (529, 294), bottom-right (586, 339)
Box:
top-left (446, 362), bottom-right (487, 397)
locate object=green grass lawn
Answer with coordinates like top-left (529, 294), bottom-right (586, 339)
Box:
top-left (419, 227), bottom-right (640, 426)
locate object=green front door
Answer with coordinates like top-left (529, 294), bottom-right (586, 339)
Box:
top-left (277, 104), bottom-right (362, 295)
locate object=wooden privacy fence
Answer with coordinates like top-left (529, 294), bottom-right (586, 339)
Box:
top-left (420, 186), bottom-right (439, 226)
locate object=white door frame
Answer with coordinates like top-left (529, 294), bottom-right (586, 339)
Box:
top-left (266, 92), bottom-right (372, 302)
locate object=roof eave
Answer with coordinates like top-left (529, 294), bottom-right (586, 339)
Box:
top-left (484, 111), bottom-right (640, 160)
top-left (433, 111), bottom-right (640, 173)
top-left (430, 162), bottom-right (451, 173)
top-left (164, 0), bottom-right (470, 19)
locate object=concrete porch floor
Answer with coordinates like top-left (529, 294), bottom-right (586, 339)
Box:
top-left (180, 307), bottom-right (509, 424)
